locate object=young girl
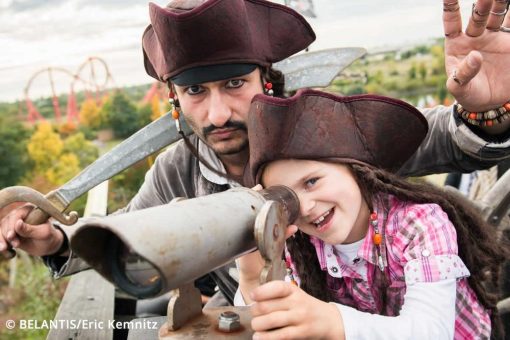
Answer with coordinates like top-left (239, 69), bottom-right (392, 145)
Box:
top-left (237, 89), bottom-right (506, 339)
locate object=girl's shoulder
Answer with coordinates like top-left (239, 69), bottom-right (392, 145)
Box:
top-left (390, 198), bottom-right (448, 223)
top-left (384, 197), bottom-right (457, 252)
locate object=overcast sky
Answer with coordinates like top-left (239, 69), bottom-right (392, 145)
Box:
top-left (0, 0), bottom-right (474, 103)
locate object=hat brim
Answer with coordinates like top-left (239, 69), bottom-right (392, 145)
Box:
top-left (170, 64), bottom-right (258, 86)
top-left (244, 89), bottom-right (429, 187)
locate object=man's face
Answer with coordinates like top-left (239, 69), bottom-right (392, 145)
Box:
top-left (174, 68), bottom-right (263, 156)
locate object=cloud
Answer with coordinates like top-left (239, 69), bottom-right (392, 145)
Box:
top-left (75, 0), bottom-right (151, 7)
top-left (6, 0), bottom-right (66, 12)
top-left (4, 0), bottom-right (150, 12)
top-left (0, 0), bottom-right (474, 102)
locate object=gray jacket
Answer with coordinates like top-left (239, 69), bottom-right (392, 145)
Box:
top-left (44, 105), bottom-right (510, 302)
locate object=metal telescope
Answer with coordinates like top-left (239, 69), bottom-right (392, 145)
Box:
top-left (70, 186), bottom-right (300, 338)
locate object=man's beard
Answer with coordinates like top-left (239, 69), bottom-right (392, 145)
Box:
top-left (203, 120), bottom-right (249, 155)
top-left (214, 137), bottom-right (249, 155)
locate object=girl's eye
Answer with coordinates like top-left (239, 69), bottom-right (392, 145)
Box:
top-left (185, 85), bottom-right (204, 95)
top-left (226, 79), bottom-right (245, 88)
top-left (305, 177), bottom-right (319, 188)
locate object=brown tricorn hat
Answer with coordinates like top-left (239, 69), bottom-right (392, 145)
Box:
top-left (244, 89), bottom-right (429, 187)
top-left (142, 0), bottom-right (316, 83)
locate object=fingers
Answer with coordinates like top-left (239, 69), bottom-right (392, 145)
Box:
top-left (443, 0), bottom-right (463, 38)
top-left (0, 205), bottom-right (32, 251)
top-left (253, 326), bottom-right (301, 340)
top-left (503, 5), bottom-right (510, 28)
top-left (486, 0), bottom-right (509, 30)
top-left (285, 225), bottom-right (298, 239)
top-left (251, 310), bottom-right (294, 332)
top-left (5, 221), bottom-right (22, 247)
top-left (14, 219), bottom-right (53, 240)
top-left (466, 0), bottom-right (493, 37)
top-left (447, 51), bottom-right (483, 93)
top-left (251, 280), bottom-right (294, 302)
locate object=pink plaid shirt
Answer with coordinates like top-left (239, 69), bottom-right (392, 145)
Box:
top-left (286, 195), bottom-right (491, 339)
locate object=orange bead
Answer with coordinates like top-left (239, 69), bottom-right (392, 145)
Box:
top-left (485, 119), bottom-right (493, 127)
top-left (373, 233), bottom-right (382, 245)
top-left (468, 113), bottom-right (477, 120)
top-left (370, 212), bottom-right (377, 220)
top-left (171, 109), bottom-right (180, 120)
top-left (504, 103), bottom-right (510, 112)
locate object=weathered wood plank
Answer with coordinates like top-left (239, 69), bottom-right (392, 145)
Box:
top-left (48, 180), bottom-right (113, 340)
top-left (47, 270), bottom-right (115, 340)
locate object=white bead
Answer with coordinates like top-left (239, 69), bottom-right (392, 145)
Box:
top-left (485, 110), bottom-right (497, 119)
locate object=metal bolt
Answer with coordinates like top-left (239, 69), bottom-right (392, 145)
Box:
top-left (218, 311), bottom-right (241, 332)
top-left (273, 224), bottom-right (279, 239)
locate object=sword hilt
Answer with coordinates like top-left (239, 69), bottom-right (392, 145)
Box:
top-left (25, 207), bottom-right (51, 225)
top-left (0, 187), bottom-right (76, 260)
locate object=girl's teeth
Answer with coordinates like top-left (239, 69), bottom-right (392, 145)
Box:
top-left (313, 210), bottom-right (331, 225)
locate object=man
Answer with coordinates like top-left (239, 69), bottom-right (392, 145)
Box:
top-left (1, 0), bottom-right (510, 306)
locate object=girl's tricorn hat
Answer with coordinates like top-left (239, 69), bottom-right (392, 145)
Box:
top-left (142, 0), bottom-right (316, 84)
top-left (244, 89), bottom-right (429, 187)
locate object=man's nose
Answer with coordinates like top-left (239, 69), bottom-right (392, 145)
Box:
top-left (207, 92), bottom-right (232, 127)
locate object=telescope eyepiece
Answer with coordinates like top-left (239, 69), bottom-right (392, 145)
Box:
top-left (107, 236), bottom-right (163, 298)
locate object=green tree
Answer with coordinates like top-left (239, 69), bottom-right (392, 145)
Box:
top-left (101, 91), bottom-right (139, 138)
top-left (418, 62), bottom-right (427, 81)
top-left (0, 118), bottom-right (32, 187)
top-left (63, 132), bottom-right (99, 168)
top-left (430, 44), bottom-right (445, 75)
top-left (45, 153), bottom-right (80, 186)
top-left (437, 75), bottom-right (449, 104)
top-left (408, 63), bottom-right (417, 80)
top-left (138, 103), bottom-right (152, 128)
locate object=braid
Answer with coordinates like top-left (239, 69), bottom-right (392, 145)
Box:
top-left (349, 163), bottom-right (507, 339)
top-left (285, 162), bottom-right (506, 338)
top-left (286, 232), bottom-right (334, 302)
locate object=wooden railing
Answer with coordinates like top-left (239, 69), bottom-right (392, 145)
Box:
top-left (47, 181), bottom-right (116, 340)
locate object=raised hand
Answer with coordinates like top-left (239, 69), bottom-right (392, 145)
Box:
top-left (442, 0), bottom-right (510, 117)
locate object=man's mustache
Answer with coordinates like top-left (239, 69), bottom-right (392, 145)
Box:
top-left (203, 120), bottom-right (247, 135)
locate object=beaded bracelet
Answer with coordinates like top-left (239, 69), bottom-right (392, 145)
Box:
top-left (456, 100), bottom-right (510, 127)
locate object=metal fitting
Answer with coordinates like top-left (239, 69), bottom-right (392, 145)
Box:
top-left (218, 311), bottom-right (241, 332)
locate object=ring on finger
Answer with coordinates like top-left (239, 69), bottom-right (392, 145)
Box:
top-left (452, 69), bottom-right (464, 86)
top-left (490, 8), bottom-right (508, 16)
top-left (501, 25), bottom-right (510, 32)
top-left (445, 30), bottom-right (462, 37)
top-left (443, 1), bottom-right (460, 11)
top-left (472, 3), bottom-right (490, 16)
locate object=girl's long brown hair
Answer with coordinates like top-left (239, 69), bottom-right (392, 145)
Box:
top-left (286, 163), bottom-right (507, 339)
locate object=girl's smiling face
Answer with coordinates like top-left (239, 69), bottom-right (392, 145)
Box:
top-left (262, 159), bottom-right (370, 245)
